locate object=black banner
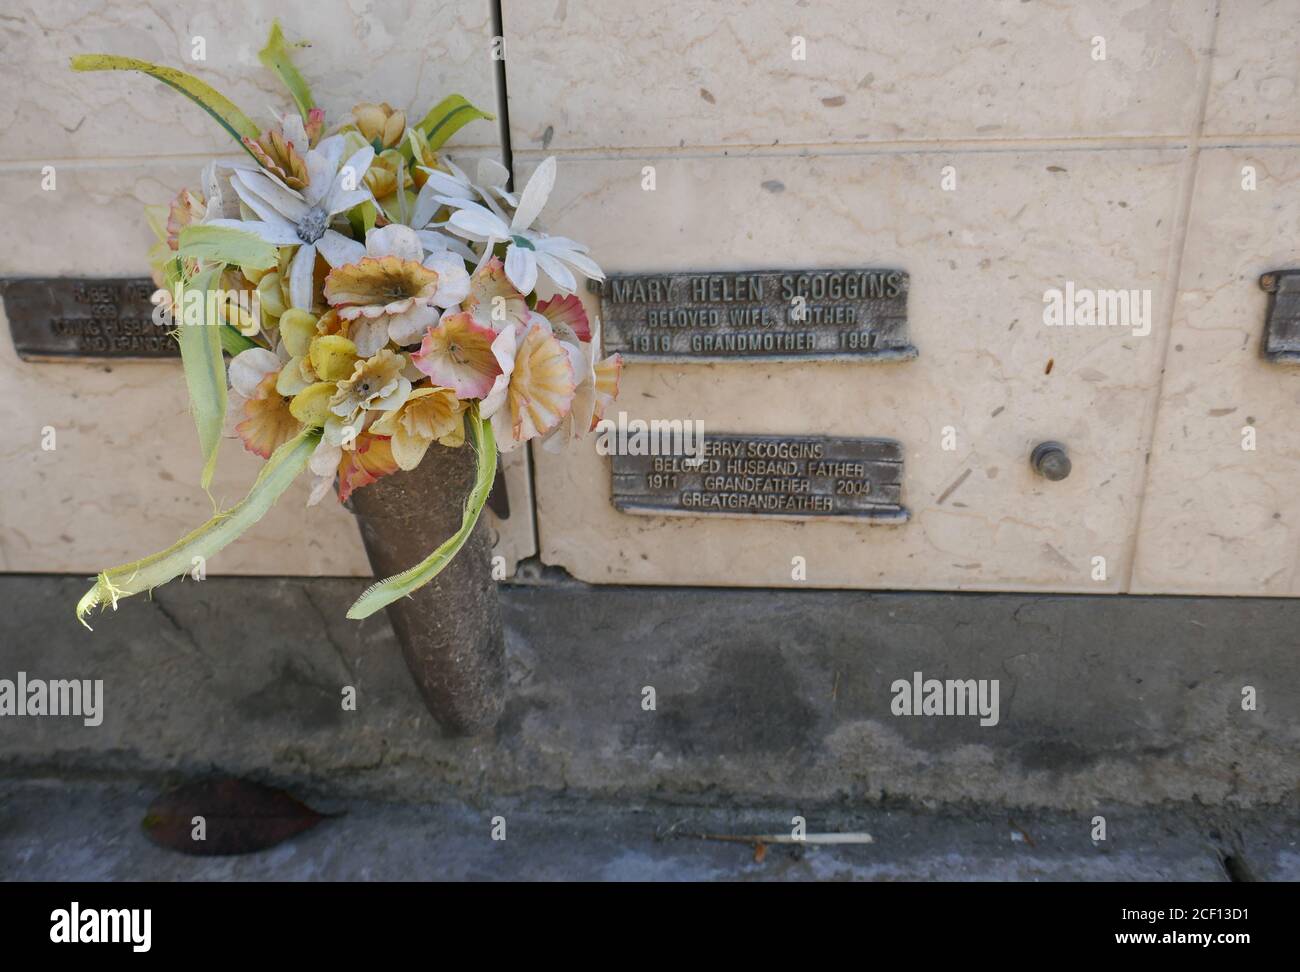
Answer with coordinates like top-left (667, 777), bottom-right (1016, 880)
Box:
top-left (0, 882), bottom-right (1278, 957)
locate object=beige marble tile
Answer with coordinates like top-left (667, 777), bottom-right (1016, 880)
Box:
top-left (528, 149), bottom-right (1187, 591)
top-left (1132, 147), bottom-right (1300, 595)
top-left (0, 160), bottom-right (533, 577)
top-left (1203, 0), bottom-right (1300, 137)
top-left (489, 448), bottom-right (535, 575)
top-left (0, 0), bottom-right (502, 163)
top-left (502, 0), bottom-right (1212, 151)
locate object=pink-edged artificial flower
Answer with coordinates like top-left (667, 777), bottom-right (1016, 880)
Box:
top-left (461, 256), bottom-right (529, 333)
top-left (410, 312), bottom-right (503, 399)
top-left (489, 322), bottom-right (577, 452)
top-left (235, 373), bottom-right (301, 459)
top-left (534, 293), bottom-right (591, 343)
top-left (335, 433), bottom-right (400, 504)
top-left (538, 311), bottom-right (622, 451)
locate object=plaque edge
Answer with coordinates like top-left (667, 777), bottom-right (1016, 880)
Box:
top-left (611, 500), bottom-right (911, 525)
top-left (606, 345), bottom-right (920, 365)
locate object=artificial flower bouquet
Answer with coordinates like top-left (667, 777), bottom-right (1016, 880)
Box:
top-left (72, 23), bottom-right (621, 627)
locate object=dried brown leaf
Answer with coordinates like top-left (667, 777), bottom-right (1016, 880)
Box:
top-left (142, 778), bottom-right (327, 856)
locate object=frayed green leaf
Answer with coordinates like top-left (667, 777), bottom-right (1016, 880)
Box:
top-left (178, 225), bottom-right (277, 271)
top-left (71, 54), bottom-right (260, 156)
top-left (176, 266), bottom-right (228, 489)
top-left (258, 20), bottom-right (315, 121)
top-left (346, 408), bottom-right (496, 620)
top-left (77, 430), bottom-right (320, 630)
top-left (412, 94), bottom-right (494, 152)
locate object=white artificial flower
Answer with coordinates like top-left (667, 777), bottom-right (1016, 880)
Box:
top-left (224, 345), bottom-right (287, 436)
top-left (228, 346), bottom-right (282, 398)
top-left (306, 437), bottom-right (342, 507)
top-left (418, 156), bottom-right (515, 216)
top-left (207, 136), bottom-right (376, 311)
top-left (438, 156), bottom-right (604, 294)
top-left (414, 227), bottom-right (477, 263)
top-left (473, 157), bottom-right (517, 206)
top-left (279, 110), bottom-right (312, 154)
top-left (200, 159), bottom-right (253, 222)
top-left (405, 158), bottom-right (491, 262)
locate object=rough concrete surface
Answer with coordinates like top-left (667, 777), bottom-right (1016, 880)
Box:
top-left (3, 780), bottom-right (1296, 881)
top-left (1, 576), bottom-right (1296, 812)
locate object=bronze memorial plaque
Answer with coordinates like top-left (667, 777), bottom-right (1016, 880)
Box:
top-left (2, 277), bottom-right (177, 360)
top-left (592, 268), bottom-right (915, 362)
top-left (611, 432), bottom-right (907, 521)
top-left (1260, 270), bottom-right (1300, 363)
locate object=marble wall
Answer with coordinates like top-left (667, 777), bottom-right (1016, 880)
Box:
top-left (3, 1), bottom-right (1298, 596)
top-left (502, 0), bottom-right (1300, 595)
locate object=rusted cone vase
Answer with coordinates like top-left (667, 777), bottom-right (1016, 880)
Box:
top-left (349, 442), bottom-right (505, 735)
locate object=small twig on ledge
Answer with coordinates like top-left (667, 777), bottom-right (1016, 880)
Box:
top-left (684, 832), bottom-right (875, 846)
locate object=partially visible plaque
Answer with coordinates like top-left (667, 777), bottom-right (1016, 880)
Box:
top-left (611, 432), bottom-right (907, 522)
top-left (1260, 270), bottom-right (1300, 363)
top-left (2, 277), bottom-right (176, 360)
top-left (592, 268), bottom-right (915, 362)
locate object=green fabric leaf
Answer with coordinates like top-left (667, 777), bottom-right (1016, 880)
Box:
top-left (220, 324), bottom-right (258, 355)
top-left (70, 54), bottom-right (260, 156)
top-left (346, 407), bottom-right (497, 620)
top-left (412, 94), bottom-right (494, 152)
top-left (76, 429), bottom-right (320, 630)
top-left (176, 265), bottom-right (228, 489)
top-left (348, 199), bottom-right (381, 239)
top-left (177, 225), bottom-right (278, 271)
top-left (257, 21), bottom-right (315, 121)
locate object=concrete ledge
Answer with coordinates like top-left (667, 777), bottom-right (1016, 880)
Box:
top-left (1, 576), bottom-right (1297, 810)
top-left (3, 780), bottom-right (1296, 881)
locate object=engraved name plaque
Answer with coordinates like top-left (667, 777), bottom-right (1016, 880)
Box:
top-left (1260, 270), bottom-right (1300, 363)
top-left (611, 432), bottom-right (907, 522)
top-left (592, 269), bottom-right (915, 362)
top-left (2, 277), bottom-right (176, 360)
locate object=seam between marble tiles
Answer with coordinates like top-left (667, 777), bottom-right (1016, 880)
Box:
top-left (1123, 0), bottom-right (1222, 595)
top-left (507, 135), bottom-right (1300, 163)
top-left (8, 139), bottom-right (1300, 172)
top-left (0, 144), bottom-right (505, 169)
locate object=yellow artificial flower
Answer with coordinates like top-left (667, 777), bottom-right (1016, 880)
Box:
top-left (324, 256), bottom-right (440, 319)
top-left (352, 102), bottom-right (407, 150)
top-left (309, 334), bottom-right (359, 381)
top-left (214, 267), bottom-right (260, 336)
top-left (289, 381), bottom-right (337, 427)
top-left (363, 149), bottom-right (415, 219)
top-left (277, 308), bottom-right (318, 358)
top-left (406, 128), bottom-right (438, 188)
top-left (329, 348), bottom-right (411, 422)
top-left (370, 386), bottom-right (466, 469)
